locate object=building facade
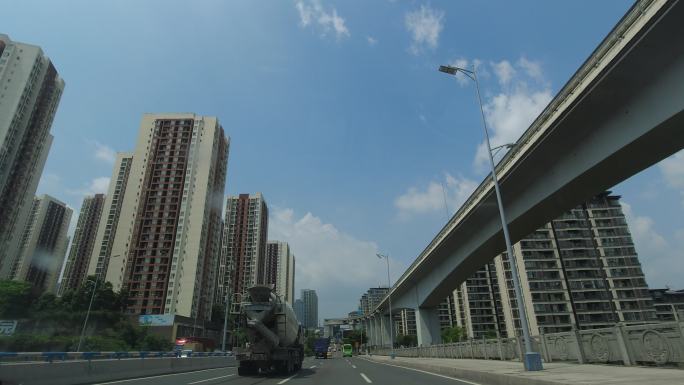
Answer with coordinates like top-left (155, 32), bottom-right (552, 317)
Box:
top-left (395, 308), bottom-right (417, 337)
top-left (360, 294), bottom-right (370, 315)
top-left (265, 241), bottom-right (295, 305)
top-left (448, 192), bottom-right (657, 339)
top-left (301, 289), bottom-right (319, 329)
top-left (87, 153), bottom-right (133, 279)
top-left (60, 194), bottom-right (105, 293)
top-left (362, 287), bottom-right (389, 315)
top-left (0, 34), bottom-right (64, 279)
top-left (294, 299), bottom-right (305, 324)
top-left (219, 193), bottom-right (268, 303)
top-left (650, 289), bottom-right (684, 322)
top-left (103, 114), bottom-right (229, 321)
top-left (11, 195), bottom-right (71, 294)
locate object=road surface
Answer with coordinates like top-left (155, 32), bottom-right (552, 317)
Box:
top-left (89, 354), bottom-right (479, 385)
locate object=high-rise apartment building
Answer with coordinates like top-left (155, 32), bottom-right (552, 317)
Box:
top-left (219, 193), bottom-right (268, 302)
top-left (0, 34), bottom-right (64, 279)
top-left (60, 194), bottom-right (105, 293)
top-left (650, 289), bottom-right (684, 322)
top-left (364, 287), bottom-right (389, 314)
top-left (360, 294), bottom-right (370, 315)
top-left (11, 195), bottom-right (71, 294)
top-left (452, 263), bottom-right (507, 338)
top-left (396, 308), bottom-right (417, 336)
top-left (87, 153), bottom-right (133, 279)
top-left (301, 289), bottom-right (319, 329)
top-left (294, 299), bottom-right (305, 323)
top-left (448, 192), bottom-right (657, 339)
top-left (103, 114), bottom-right (229, 320)
top-left (265, 241), bottom-right (295, 305)
top-left (438, 296), bottom-right (458, 330)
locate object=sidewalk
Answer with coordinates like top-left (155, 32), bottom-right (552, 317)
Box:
top-left (363, 355), bottom-right (683, 385)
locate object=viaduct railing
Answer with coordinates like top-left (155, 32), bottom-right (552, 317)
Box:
top-left (373, 321), bottom-right (684, 367)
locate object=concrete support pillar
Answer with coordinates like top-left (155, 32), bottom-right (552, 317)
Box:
top-left (416, 307), bottom-right (441, 346)
top-left (381, 314), bottom-right (391, 347)
top-left (368, 317), bottom-right (375, 346)
top-left (373, 316), bottom-right (381, 346)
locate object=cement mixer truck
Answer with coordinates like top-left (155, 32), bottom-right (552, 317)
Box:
top-left (234, 285), bottom-right (305, 375)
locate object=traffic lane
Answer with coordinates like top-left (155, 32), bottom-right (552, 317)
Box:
top-left (89, 357), bottom-right (321, 385)
top-left (282, 355), bottom-right (364, 385)
top-left (90, 366), bottom-right (237, 385)
top-left (351, 356), bottom-right (483, 385)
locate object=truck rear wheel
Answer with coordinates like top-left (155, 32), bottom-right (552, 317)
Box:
top-left (238, 362), bottom-right (257, 376)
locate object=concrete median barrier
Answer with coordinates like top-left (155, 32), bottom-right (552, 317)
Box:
top-left (0, 356), bottom-right (236, 385)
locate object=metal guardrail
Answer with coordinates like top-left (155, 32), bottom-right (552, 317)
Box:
top-left (372, 321), bottom-right (684, 367)
top-left (0, 350), bottom-right (232, 363)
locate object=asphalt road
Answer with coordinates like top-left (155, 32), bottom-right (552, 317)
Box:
top-left (89, 354), bottom-right (479, 385)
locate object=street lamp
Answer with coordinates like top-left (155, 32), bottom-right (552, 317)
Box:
top-left (376, 253), bottom-right (395, 359)
top-left (438, 64), bottom-right (543, 371)
top-left (77, 254), bottom-right (121, 352)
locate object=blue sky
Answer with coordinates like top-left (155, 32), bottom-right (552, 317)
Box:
top-left (3, 0), bottom-right (683, 320)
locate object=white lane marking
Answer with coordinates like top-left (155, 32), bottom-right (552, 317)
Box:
top-left (277, 373), bottom-right (298, 384)
top-left (352, 365), bottom-right (357, 368)
top-left (358, 357), bottom-right (482, 385)
top-left (310, 365), bottom-right (317, 369)
top-left (94, 367), bottom-right (234, 384)
top-left (360, 373), bottom-right (372, 383)
top-left (188, 373), bottom-right (235, 384)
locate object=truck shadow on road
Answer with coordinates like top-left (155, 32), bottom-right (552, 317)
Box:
top-left (229, 368), bottom-right (316, 383)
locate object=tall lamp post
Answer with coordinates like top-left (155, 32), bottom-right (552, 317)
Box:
top-left (376, 253), bottom-right (395, 359)
top-left (438, 64), bottom-right (543, 371)
top-left (77, 254), bottom-right (120, 352)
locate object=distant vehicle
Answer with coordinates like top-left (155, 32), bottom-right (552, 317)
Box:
top-left (314, 338), bottom-right (331, 359)
top-left (342, 344), bottom-right (353, 357)
top-left (179, 349), bottom-right (193, 358)
top-left (175, 336), bottom-right (215, 352)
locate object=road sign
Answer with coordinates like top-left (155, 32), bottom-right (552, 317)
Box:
top-left (0, 320), bottom-right (17, 336)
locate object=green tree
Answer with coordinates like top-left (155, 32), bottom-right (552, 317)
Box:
top-left (395, 333), bottom-right (417, 347)
top-left (441, 326), bottom-right (466, 343)
top-left (342, 330), bottom-right (366, 346)
top-left (0, 280), bottom-right (36, 318)
top-left (60, 276), bottom-right (127, 313)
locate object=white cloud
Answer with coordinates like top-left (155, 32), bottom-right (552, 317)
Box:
top-left (492, 60), bottom-right (516, 86)
top-left (37, 173), bottom-right (62, 195)
top-left (460, 57), bottom-right (553, 171)
top-left (405, 5), bottom-right (444, 55)
top-left (659, 150), bottom-right (684, 206)
top-left (68, 176), bottom-right (110, 197)
top-left (621, 202), bottom-right (684, 288)
top-left (517, 57), bottom-right (544, 82)
top-left (89, 177), bottom-right (110, 194)
top-left (94, 141), bottom-right (116, 163)
top-left (367, 36), bottom-right (378, 46)
top-left (269, 207), bottom-right (404, 319)
top-left (394, 173), bottom-right (478, 219)
top-left (295, 0), bottom-right (350, 40)
top-left (475, 85), bottom-right (552, 169)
